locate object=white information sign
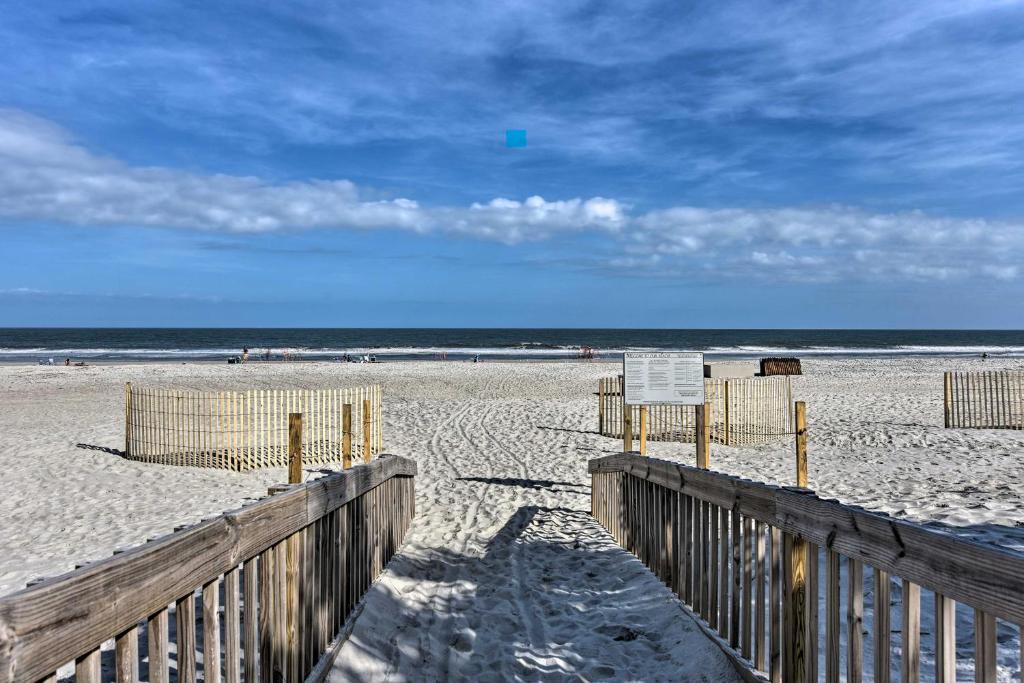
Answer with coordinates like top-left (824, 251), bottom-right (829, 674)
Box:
top-left (623, 351), bottom-right (705, 406)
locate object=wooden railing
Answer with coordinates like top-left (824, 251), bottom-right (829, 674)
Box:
top-left (943, 371), bottom-right (1024, 429)
top-left (125, 384), bottom-right (384, 470)
top-left (0, 455), bottom-right (416, 683)
top-left (590, 453), bottom-right (1024, 682)
top-left (598, 376), bottom-right (793, 446)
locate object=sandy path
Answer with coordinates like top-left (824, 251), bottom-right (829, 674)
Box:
top-left (328, 367), bottom-right (735, 681)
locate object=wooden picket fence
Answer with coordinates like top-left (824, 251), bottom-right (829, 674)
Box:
top-left (597, 376), bottom-right (793, 446)
top-left (0, 454), bottom-right (416, 683)
top-left (590, 453), bottom-right (1024, 683)
top-left (125, 384), bottom-right (384, 470)
top-left (943, 371), bottom-right (1024, 429)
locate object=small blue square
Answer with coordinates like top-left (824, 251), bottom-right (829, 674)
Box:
top-left (505, 129), bottom-right (527, 148)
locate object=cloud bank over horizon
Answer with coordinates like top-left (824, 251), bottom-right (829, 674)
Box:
top-left (1, 109), bottom-right (1019, 285)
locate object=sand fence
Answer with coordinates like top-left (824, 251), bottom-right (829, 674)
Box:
top-left (125, 383), bottom-right (383, 470)
top-left (943, 370), bottom-right (1024, 429)
top-left (591, 453), bottom-right (1024, 682)
top-left (598, 375), bottom-right (794, 446)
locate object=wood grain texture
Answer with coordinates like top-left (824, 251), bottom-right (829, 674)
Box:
top-left (825, 549), bottom-right (840, 683)
top-left (901, 580), bottom-right (920, 683)
top-left (147, 608), bottom-right (169, 683)
top-left (203, 580), bottom-right (222, 683)
top-left (114, 626), bottom-right (138, 683)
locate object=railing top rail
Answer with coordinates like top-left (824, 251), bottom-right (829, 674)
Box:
top-left (127, 383), bottom-right (382, 394)
top-left (589, 453), bottom-right (1024, 625)
top-left (0, 454), bottom-right (416, 683)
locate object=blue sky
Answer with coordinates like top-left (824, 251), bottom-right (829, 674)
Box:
top-left (2, 1), bottom-right (1024, 327)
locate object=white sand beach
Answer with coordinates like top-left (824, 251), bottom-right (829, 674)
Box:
top-left (2, 357), bottom-right (1023, 680)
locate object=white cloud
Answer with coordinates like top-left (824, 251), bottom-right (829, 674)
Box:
top-left (0, 110), bottom-right (1022, 283)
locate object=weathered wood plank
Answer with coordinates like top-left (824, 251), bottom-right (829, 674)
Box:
top-left (973, 609), bottom-right (996, 683)
top-left (115, 626), bottom-right (138, 683)
top-left (848, 559), bottom-right (864, 683)
top-left (74, 649), bottom-right (101, 683)
top-left (825, 549), bottom-right (840, 683)
top-left (203, 579), bottom-right (221, 683)
top-left (805, 542), bottom-right (818, 683)
top-left (148, 608), bottom-right (169, 683)
top-left (934, 593), bottom-right (955, 683)
top-left (874, 569), bottom-right (891, 683)
top-left (755, 521), bottom-right (766, 672)
top-left (177, 593), bottom-right (197, 683)
top-left (901, 580), bottom-right (920, 683)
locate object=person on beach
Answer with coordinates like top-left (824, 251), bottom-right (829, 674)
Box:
top-left (242, 347), bottom-right (249, 362)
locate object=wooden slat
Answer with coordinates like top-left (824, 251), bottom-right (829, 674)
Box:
top-left (224, 568), bottom-right (240, 683)
top-left (244, 558), bottom-right (258, 683)
top-left (203, 579), bottom-right (222, 683)
top-left (805, 542), bottom-right (818, 683)
top-left (783, 533), bottom-right (808, 683)
top-left (75, 649), bottom-right (101, 683)
top-left (901, 580), bottom-right (920, 683)
top-left (755, 521), bottom-right (766, 672)
top-left (874, 569), bottom-right (891, 683)
top-left (115, 626), bottom-right (138, 683)
top-left (848, 559), bottom-right (864, 683)
top-left (177, 593), bottom-right (197, 683)
top-left (741, 516), bottom-right (752, 660)
top-left (825, 549), bottom-right (840, 683)
top-left (148, 608), bottom-right (169, 683)
top-left (973, 610), bottom-right (996, 683)
top-left (770, 527), bottom-right (781, 683)
top-left (730, 509), bottom-right (741, 651)
top-left (934, 593), bottom-right (955, 683)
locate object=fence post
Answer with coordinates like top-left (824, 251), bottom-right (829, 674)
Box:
top-left (943, 372), bottom-right (952, 428)
top-left (695, 402), bottom-right (710, 468)
top-left (639, 406), bottom-right (648, 456)
top-left (362, 398), bottom-right (372, 463)
top-left (343, 403), bottom-right (352, 468)
top-left (288, 413), bottom-right (302, 484)
top-left (623, 403), bottom-right (633, 452)
top-left (599, 380), bottom-right (605, 434)
top-left (794, 401), bottom-right (807, 487)
top-left (124, 382), bottom-right (131, 458)
top-left (723, 380), bottom-right (731, 446)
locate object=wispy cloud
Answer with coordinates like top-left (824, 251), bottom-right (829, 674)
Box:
top-left (3, 1), bottom-right (1024, 211)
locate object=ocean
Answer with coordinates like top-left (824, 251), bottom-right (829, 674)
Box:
top-left (2, 328), bottom-right (1024, 363)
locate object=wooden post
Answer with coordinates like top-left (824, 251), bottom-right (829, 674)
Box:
top-left (943, 372), bottom-right (952, 428)
top-left (784, 532), bottom-right (808, 683)
top-left (639, 406), bottom-right (648, 456)
top-left (724, 380), bottom-right (731, 446)
top-left (288, 413), bottom-right (302, 484)
top-left (362, 398), bottom-right (372, 463)
top-left (124, 385), bottom-right (132, 458)
top-left (623, 403), bottom-right (633, 452)
top-left (343, 403), bottom-right (352, 468)
top-left (794, 401), bottom-right (808, 487)
top-left (695, 402), bottom-right (710, 469)
top-left (598, 380), bottom-right (605, 434)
